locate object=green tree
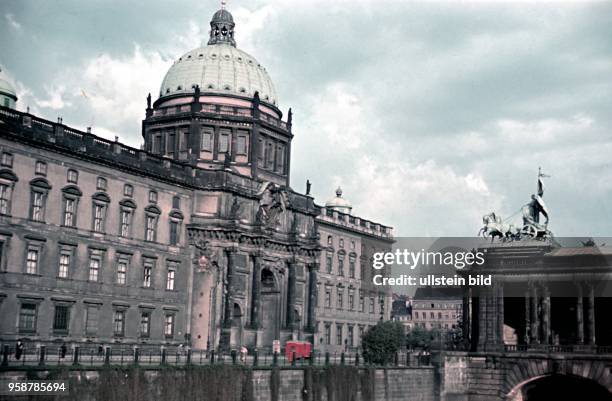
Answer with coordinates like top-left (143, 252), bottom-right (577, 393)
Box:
top-left (362, 321), bottom-right (405, 365)
top-left (405, 326), bottom-right (442, 350)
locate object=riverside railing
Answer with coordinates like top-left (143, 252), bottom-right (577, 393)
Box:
top-left (0, 345), bottom-right (432, 369)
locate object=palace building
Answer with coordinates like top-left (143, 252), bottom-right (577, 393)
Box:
top-left (0, 7), bottom-right (392, 352)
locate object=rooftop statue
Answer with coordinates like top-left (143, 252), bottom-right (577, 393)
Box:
top-left (479, 168), bottom-right (553, 242)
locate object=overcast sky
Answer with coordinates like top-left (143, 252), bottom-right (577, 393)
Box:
top-left (1, 0), bottom-right (611, 237)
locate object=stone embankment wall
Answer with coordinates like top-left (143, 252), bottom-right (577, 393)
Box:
top-left (0, 365), bottom-right (436, 401)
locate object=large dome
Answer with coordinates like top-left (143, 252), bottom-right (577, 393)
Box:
top-left (158, 8), bottom-right (278, 107)
top-left (0, 67), bottom-right (17, 109)
top-left (159, 44), bottom-right (278, 106)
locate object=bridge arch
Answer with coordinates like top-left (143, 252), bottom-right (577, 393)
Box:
top-left (506, 373), bottom-right (612, 401)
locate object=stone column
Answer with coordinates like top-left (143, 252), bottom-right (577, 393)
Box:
top-left (250, 254), bottom-right (262, 328)
top-left (307, 263), bottom-right (319, 332)
top-left (223, 249), bottom-right (236, 327)
top-left (524, 289), bottom-right (531, 345)
top-left (286, 261), bottom-right (297, 329)
top-left (542, 284), bottom-right (551, 344)
top-left (497, 284), bottom-right (504, 346)
top-left (530, 283), bottom-right (539, 344)
top-left (576, 282), bottom-right (584, 345)
top-left (587, 283), bottom-right (596, 345)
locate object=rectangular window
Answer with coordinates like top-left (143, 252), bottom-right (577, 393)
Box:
top-left (145, 215), bottom-right (157, 242)
top-left (89, 258), bottom-right (100, 282)
top-left (166, 268), bottom-right (175, 291)
top-left (93, 204), bottom-right (105, 232)
top-left (1, 152), bottom-right (13, 167)
top-left (201, 129), bottom-right (213, 151)
top-left (35, 161), bottom-right (47, 176)
top-left (180, 129), bottom-right (189, 152)
top-left (359, 326), bottom-right (364, 343)
top-left (53, 305), bottom-right (70, 333)
top-left (116, 260), bottom-right (127, 285)
top-left (148, 190), bottom-right (158, 203)
top-left (63, 198), bottom-right (76, 227)
top-left (143, 262), bottom-right (153, 288)
top-left (370, 298), bottom-right (375, 314)
top-left (337, 289), bottom-right (343, 309)
top-left (172, 196), bottom-right (180, 209)
top-left (140, 312), bottom-right (151, 337)
top-left (123, 184), bottom-right (133, 197)
top-left (96, 177), bottom-right (107, 191)
top-left (0, 183), bottom-right (11, 215)
top-left (348, 292), bottom-right (354, 310)
top-left (67, 169), bottom-right (78, 183)
top-left (120, 209), bottom-right (131, 237)
top-left (325, 288), bottom-right (331, 308)
top-left (338, 256), bottom-right (344, 276)
top-left (164, 314), bottom-right (175, 337)
top-left (85, 305), bottom-right (99, 335)
top-left (58, 252), bottom-right (70, 278)
top-left (219, 132), bottom-right (230, 153)
top-left (153, 135), bottom-right (162, 154)
top-left (349, 259), bottom-right (355, 278)
top-left (325, 324), bottom-right (331, 345)
top-left (237, 135), bottom-right (247, 155)
top-left (31, 191), bottom-right (45, 221)
top-left (348, 326), bottom-right (354, 347)
top-left (336, 324), bottom-right (343, 345)
top-left (113, 310), bottom-right (125, 336)
top-left (266, 142), bottom-right (274, 169)
top-left (360, 295), bottom-right (365, 312)
top-left (167, 133), bottom-right (176, 154)
top-left (18, 303), bottom-right (37, 333)
top-left (276, 144), bottom-right (285, 173)
top-left (326, 253), bottom-right (332, 273)
top-left (26, 249), bottom-right (38, 274)
top-left (169, 220), bottom-right (179, 245)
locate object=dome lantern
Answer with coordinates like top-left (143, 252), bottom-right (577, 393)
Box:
top-left (325, 186), bottom-right (353, 215)
top-left (207, 6), bottom-right (236, 47)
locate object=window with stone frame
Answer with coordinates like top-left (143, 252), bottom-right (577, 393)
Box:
top-left (67, 169), bottom-right (78, 184)
top-left (337, 254), bottom-right (345, 276)
top-left (88, 256), bottom-right (101, 282)
top-left (113, 309), bottom-right (126, 337)
top-left (166, 262), bottom-right (178, 291)
top-left (96, 177), bottom-right (107, 191)
top-left (144, 206), bottom-right (160, 242)
top-left (142, 258), bottom-right (154, 288)
top-left (1, 152), bottom-right (13, 168)
top-left (18, 302), bottom-right (37, 333)
top-left (57, 247), bottom-right (73, 279)
top-left (116, 254), bottom-right (130, 285)
top-left (164, 314), bottom-right (175, 338)
top-left (85, 304), bottom-right (99, 336)
top-left (370, 297), bottom-right (375, 314)
top-left (35, 161), bottom-right (47, 176)
top-left (257, 138), bottom-right (265, 167)
top-left (179, 128), bottom-right (190, 152)
top-left (25, 244), bottom-right (41, 275)
top-left (52, 304), bottom-right (71, 334)
top-left (349, 257), bottom-right (356, 278)
top-left (348, 325), bottom-right (354, 347)
top-left (336, 324), bottom-right (343, 345)
top-left (0, 171), bottom-right (17, 215)
top-left (324, 288), bottom-right (331, 308)
top-left (148, 190), bottom-right (158, 204)
top-left (29, 178), bottom-right (51, 222)
top-left (219, 130), bottom-right (230, 154)
top-left (91, 192), bottom-right (110, 233)
top-left (348, 291), bottom-right (355, 310)
top-left (118, 199), bottom-right (136, 238)
top-left (359, 294), bottom-right (365, 312)
top-left (325, 323), bottom-right (331, 345)
top-left (140, 311), bottom-right (151, 338)
top-left (265, 141), bottom-right (274, 169)
top-left (123, 184), bottom-right (133, 197)
top-left (337, 288), bottom-right (343, 309)
top-left (200, 128), bottom-right (213, 152)
top-left (275, 143), bottom-right (285, 173)
top-left (167, 129), bottom-right (177, 156)
top-left (236, 134), bottom-right (248, 155)
top-left (326, 252), bottom-right (333, 274)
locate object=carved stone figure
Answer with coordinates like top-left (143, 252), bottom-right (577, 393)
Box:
top-left (256, 182), bottom-right (289, 229)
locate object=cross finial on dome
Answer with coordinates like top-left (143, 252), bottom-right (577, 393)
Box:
top-left (336, 187), bottom-right (343, 197)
